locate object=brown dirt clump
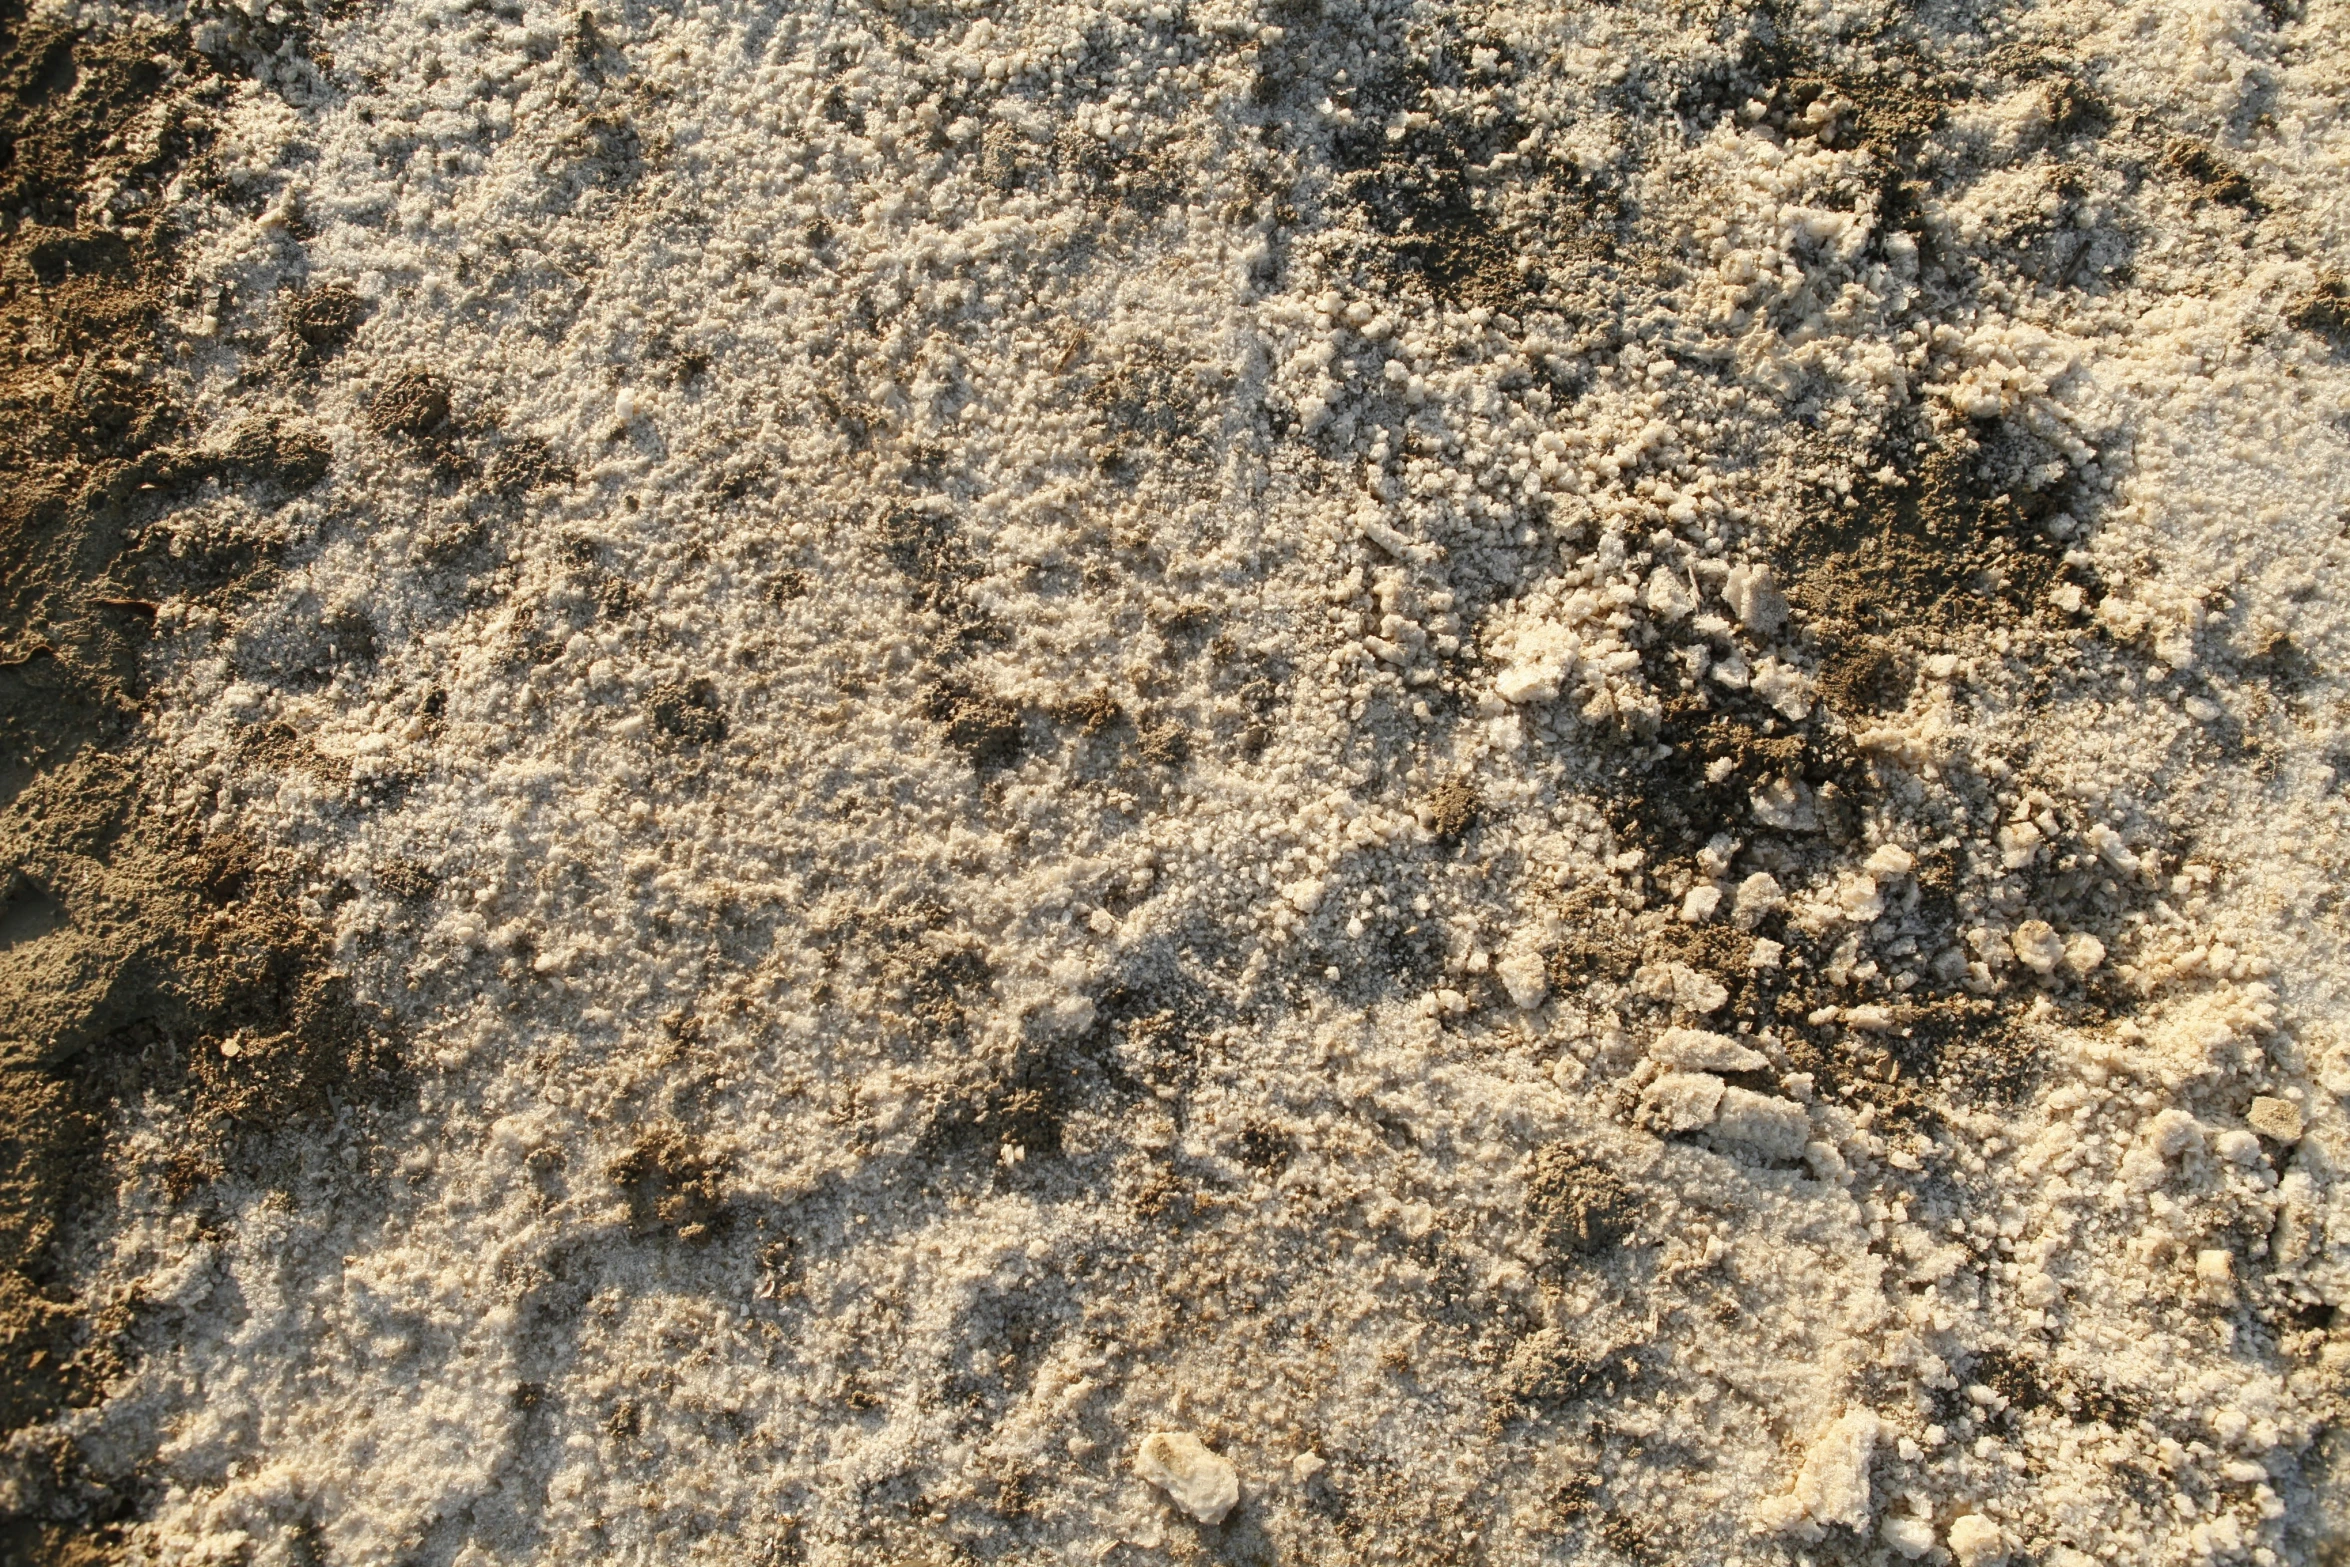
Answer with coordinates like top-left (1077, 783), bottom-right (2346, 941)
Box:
top-left (368, 367), bottom-right (454, 439)
top-left (1523, 1142), bottom-right (1634, 1258)
top-left (609, 1128), bottom-right (730, 1243)
top-left (280, 282), bottom-right (365, 361)
top-left (922, 682), bottom-right (1025, 771)
top-left (646, 676), bottom-right (727, 744)
top-left (2164, 138), bottom-right (2259, 211)
top-left (1784, 444), bottom-right (2069, 634)
top-left (2289, 274), bottom-right (2350, 348)
top-left (0, 11), bottom-right (401, 1556)
top-left (1427, 776), bottom-right (1479, 845)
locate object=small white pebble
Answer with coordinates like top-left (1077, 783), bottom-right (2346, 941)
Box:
top-left (1135, 1431), bottom-right (1239, 1525)
top-left (1947, 1513), bottom-right (2004, 1567)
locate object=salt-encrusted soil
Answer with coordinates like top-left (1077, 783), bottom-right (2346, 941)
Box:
top-left (4, 0), bottom-right (2350, 1563)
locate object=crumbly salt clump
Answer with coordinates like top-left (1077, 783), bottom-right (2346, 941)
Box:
top-left (1134, 1430), bottom-right (1240, 1525)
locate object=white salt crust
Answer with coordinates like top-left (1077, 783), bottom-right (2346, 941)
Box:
top-left (13, 0), bottom-right (2350, 1563)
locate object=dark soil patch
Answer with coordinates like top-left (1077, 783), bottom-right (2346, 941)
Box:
top-left (280, 282), bottom-right (364, 361)
top-left (1427, 777), bottom-right (1478, 845)
top-left (2164, 139), bottom-right (2258, 212)
top-left (0, 12), bottom-right (400, 1557)
top-left (2288, 275), bottom-right (2350, 348)
top-left (1780, 994), bottom-right (2036, 1123)
top-left (646, 677), bottom-right (726, 745)
top-left (1523, 1142), bottom-right (1634, 1259)
top-left (1783, 442), bottom-right (2070, 635)
top-left (1085, 345), bottom-right (1212, 461)
top-left (1594, 693), bottom-right (1864, 878)
top-left (609, 1128), bottom-right (729, 1242)
top-left (922, 682), bottom-right (1024, 772)
top-left (369, 367), bottom-right (454, 440)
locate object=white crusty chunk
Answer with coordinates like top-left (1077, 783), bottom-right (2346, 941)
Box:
top-left (1864, 843), bottom-right (1914, 876)
top-left (1641, 1071), bottom-right (1725, 1132)
top-left (1947, 1513), bottom-right (2005, 1566)
top-left (1711, 1088), bottom-right (1812, 1161)
top-left (1722, 562), bottom-right (1788, 634)
top-left (1792, 1410), bottom-right (1880, 1532)
top-left (1751, 657), bottom-right (1812, 721)
top-left (1136, 1431), bottom-right (1240, 1525)
top-left (1750, 777), bottom-right (1820, 832)
top-left (1651, 1027), bottom-right (1767, 1074)
top-left (1645, 564), bottom-right (1694, 621)
top-left (1733, 871), bottom-right (1785, 928)
top-left (2009, 920), bottom-right (2063, 975)
top-left (1496, 947), bottom-right (1548, 1011)
top-left (1883, 1515), bottom-right (1937, 1558)
top-left (1493, 621), bottom-right (1581, 704)
top-left (1633, 961), bottom-right (1729, 1015)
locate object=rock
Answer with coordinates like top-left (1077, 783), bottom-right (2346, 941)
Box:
top-left (1947, 1512), bottom-right (2005, 1566)
top-left (1135, 1431), bottom-right (1239, 1525)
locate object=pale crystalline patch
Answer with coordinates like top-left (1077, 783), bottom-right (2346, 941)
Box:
top-left (1492, 619), bottom-right (1581, 705)
top-left (1721, 562), bottom-right (1788, 634)
top-left (1751, 777), bottom-right (1820, 832)
top-left (1751, 657), bottom-right (1812, 721)
top-left (1884, 1516), bottom-right (1937, 1558)
top-left (1135, 1431), bottom-right (1240, 1525)
top-left (2246, 1095), bottom-right (2305, 1142)
top-left (1495, 947), bottom-right (1548, 1011)
top-left (1733, 872), bottom-right (1785, 928)
top-left (1789, 1410), bottom-right (1881, 1533)
top-left (1947, 1513), bottom-right (2006, 1567)
top-left (1997, 821), bottom-right (2044, 869)
top-left (1710, 1088), bottom-right (1812, 1161)
top-left (1642, 1070), bottom-right (1725, 1132)
top-left (1651, 1027), bottom-right (1767, 1074)
top-left (2009, 920), bottom-right (2064, 975)
top-left (1633, 961), bottom-right (1729, 1015)
top-left (2089, 823), bottom-right (2140, 874)
top-left (1644, 564), bottom-right (1695, 621)
top-left (2148, 1107), bottom-right (2205, 1158)
top-left (1864, 844), bottom-right (1914, 877)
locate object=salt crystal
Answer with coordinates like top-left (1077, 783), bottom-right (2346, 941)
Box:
top-left (1947, 1513), bottom-right (2004, 1566)
top-left (1651, 1027), bottom-right (1766, 1074)
top-left (1136, 1431), bottom-right (1240, 1525)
